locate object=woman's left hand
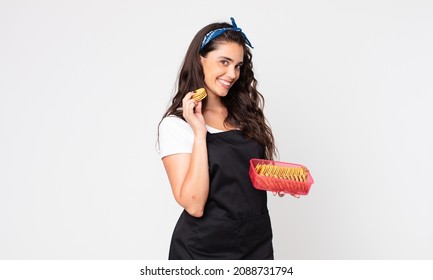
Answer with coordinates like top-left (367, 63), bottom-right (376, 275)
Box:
top-left (272, 191), bottom-right (285, 197)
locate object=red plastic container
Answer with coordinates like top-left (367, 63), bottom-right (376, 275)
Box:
top-left (249, 158), bottom-right (314, 197)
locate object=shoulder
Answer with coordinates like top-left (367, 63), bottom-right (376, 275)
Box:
top-left (159, 115), bottom-right (193, 135)
top-left (158, 115), bottom-right (194, 158)
top-left (160, 115), bottom-right (188, 129)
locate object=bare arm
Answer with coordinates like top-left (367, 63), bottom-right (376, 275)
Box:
top-left (162, 92), bottom-right (209, 218)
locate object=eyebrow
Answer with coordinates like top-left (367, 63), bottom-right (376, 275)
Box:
top-left (218, 56), bottom-right (243, 64)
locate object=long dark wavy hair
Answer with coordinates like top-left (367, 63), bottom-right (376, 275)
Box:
top-left (158, 19), bottom-right (276, 160)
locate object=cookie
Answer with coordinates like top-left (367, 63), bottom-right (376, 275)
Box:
top-left (192, 88), bottom-right (207, 102)
top-left (255, 163), bottom-right (309, 182)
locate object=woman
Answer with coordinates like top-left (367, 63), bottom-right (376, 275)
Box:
top-left (158, 17), bottom-right (277, 259)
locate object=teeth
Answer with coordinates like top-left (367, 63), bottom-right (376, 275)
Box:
top-left (219, 79), bottom-right (231, 86)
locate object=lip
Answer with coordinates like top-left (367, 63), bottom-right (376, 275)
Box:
top-left (218, 78), bottom-right (232, 89)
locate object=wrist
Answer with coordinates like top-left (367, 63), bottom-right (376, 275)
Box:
top-left (193, 132), bottom-right (207, 143)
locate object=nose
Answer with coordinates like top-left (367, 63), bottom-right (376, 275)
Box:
top-left (226, 66), bottom-right (237, 79)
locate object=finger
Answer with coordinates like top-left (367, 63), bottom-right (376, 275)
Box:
top-left (195, 100), bottom-right (202, 114)
top-left (182, 92), bottom-right (195, 111)
top-left (182, 91), bottom-right (195, 103)
top-left (183, 100), bottom-right (197, 119)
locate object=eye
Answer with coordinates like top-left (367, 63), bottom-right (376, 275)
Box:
top-left (220, 60), bottom-right (229, 66)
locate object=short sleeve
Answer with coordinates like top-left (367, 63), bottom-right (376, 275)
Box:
top-left (158, 116), bottom-right (194, 159)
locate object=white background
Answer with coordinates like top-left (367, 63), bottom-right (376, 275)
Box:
top-left (1, 0), bottom-right (432, 259)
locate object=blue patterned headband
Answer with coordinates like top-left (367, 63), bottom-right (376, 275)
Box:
top-left (199, 17), bottom-right (254, 51)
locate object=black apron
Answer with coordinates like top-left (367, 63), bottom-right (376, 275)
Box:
top-left (168, 130), bottom-right (274, 260)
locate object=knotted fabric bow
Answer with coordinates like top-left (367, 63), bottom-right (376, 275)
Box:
top-left (200, 17), bottom-right (254, 51)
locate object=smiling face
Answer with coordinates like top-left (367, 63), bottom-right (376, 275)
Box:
top-left (200, 42), bottom-right (244, 98)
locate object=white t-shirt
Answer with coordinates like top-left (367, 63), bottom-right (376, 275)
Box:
top-left (158, 116), bottom-right (224, 159)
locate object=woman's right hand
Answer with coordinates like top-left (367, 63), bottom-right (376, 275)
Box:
top-left (162, 91), bottom-right (210, 218)
top-left (182, 91), bottom-right (207, 137)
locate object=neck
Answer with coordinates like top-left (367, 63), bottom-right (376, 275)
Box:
top-left (204, 94), bottom-right (225, 111)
